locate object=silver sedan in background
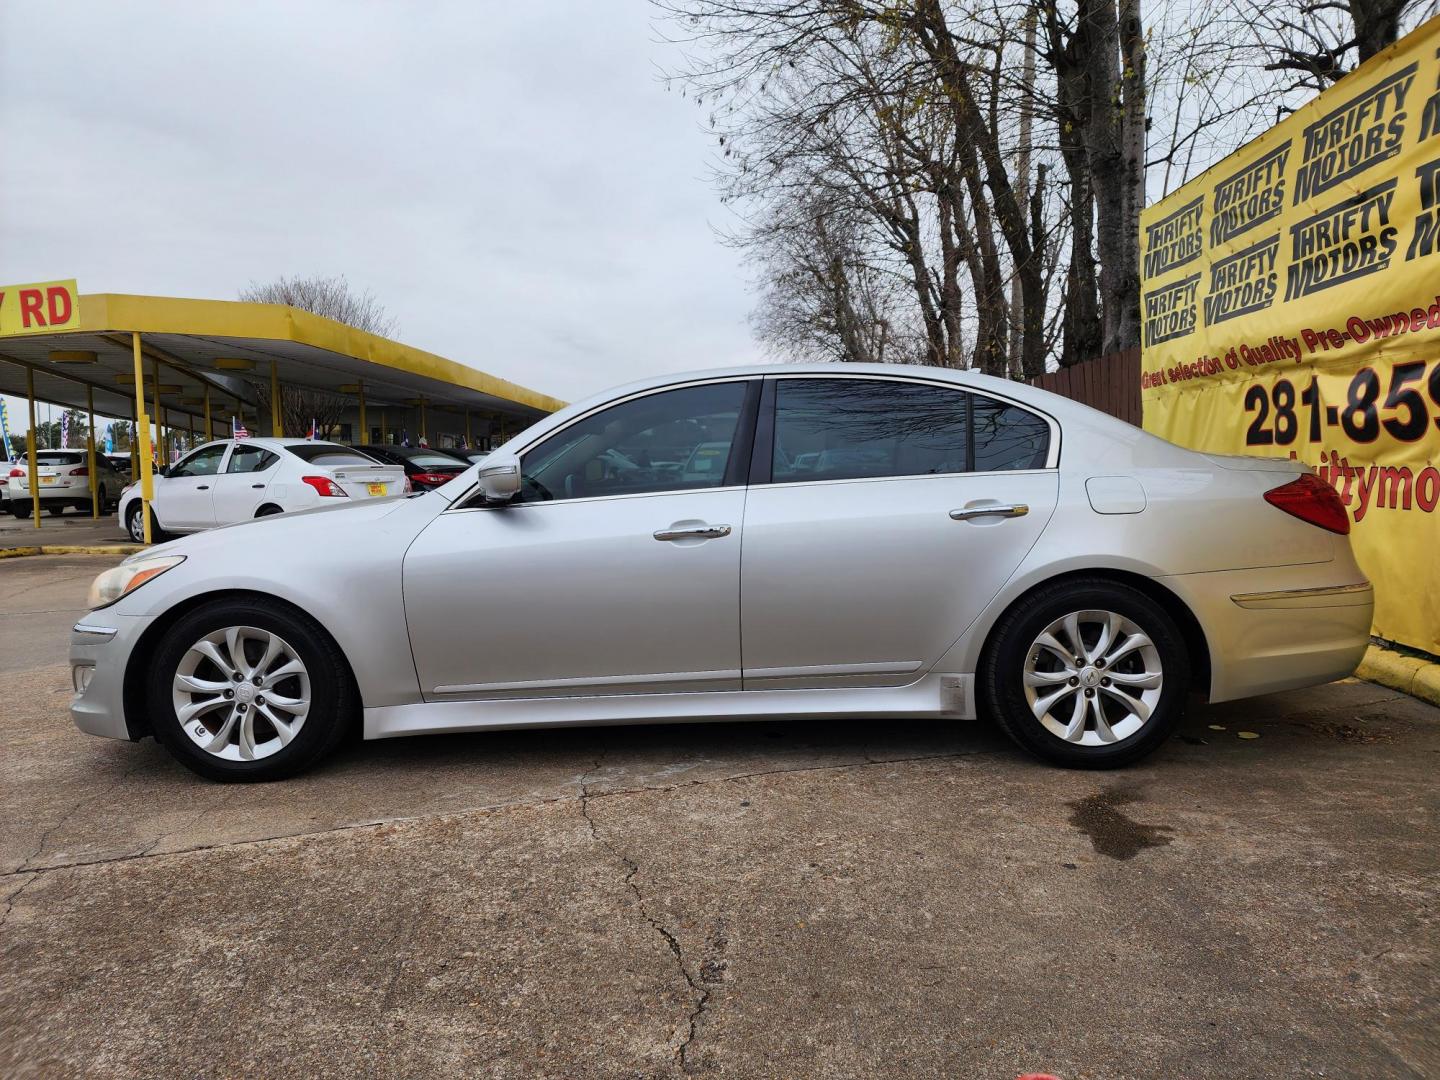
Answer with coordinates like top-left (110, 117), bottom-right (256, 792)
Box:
top-left (70, 364), bottom-right (1372, 781)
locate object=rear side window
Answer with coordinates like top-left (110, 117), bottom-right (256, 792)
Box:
top-left (972, 397), bottom-right (1051, 471)
top-left (772, 379), bottom-right (970, 482)
top-left (770, 378), bottom-right (1049, 481)
top-left (35, 452), bottom-right (85, 466)
top-left (286, 443), bottom-right (379, 467)
top-left (226, 447), bottom-right (279, 474)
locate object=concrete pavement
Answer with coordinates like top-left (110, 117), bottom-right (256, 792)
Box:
top-left (2, 555), bottom-right (1437, 1078)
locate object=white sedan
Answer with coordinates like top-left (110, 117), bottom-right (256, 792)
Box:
top-left (72, 364), bottom-right (1371, 781)
top-left (117, 438), bottom-right (407, 543)
top-left (7, 450), bottom-right (127, 516)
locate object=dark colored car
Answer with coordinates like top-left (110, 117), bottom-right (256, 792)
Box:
top-left (354, 445), bottom-right (469, 490)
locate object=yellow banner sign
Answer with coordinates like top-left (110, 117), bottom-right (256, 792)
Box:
top-left (0, 279), bottom-right (80, 337)
top-left (1140, 18), bottom-right (1440, 655)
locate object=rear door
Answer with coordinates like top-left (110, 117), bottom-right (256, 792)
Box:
top-left (210, 444), bottom-right (281, 523)
top-left (740, 375), bottom-right (1059, 689)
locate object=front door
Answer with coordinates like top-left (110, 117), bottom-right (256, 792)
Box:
top-left (403, 378), bottom-right (758, 700)
top-left (158, 443), bottom-right (229, 530)
top-left (740, 376), bottom-right (1059, 689)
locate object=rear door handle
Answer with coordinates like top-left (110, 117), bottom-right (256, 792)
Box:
top-left (196, 485), bottom-right (210, 490)
top-left (654, 524), bottom-right (732, 542)
top-left (949, 503), bottom-right (1029, 521)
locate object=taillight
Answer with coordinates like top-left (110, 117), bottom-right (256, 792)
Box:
top-left (412, 472), bottom-right (456, 486)
top-left (7, 468), bottom-right (21, 478)
top-left (70, 466), bottom-right (88, 476)
top-left (300, 475), bottom-right (348, 497)
top-left (403, 477), bottom-right (413, 494)
top-left (1264, 473), bottom-right (1350, 534)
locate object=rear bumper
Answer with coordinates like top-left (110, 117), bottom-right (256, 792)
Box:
top-left (1162, 567), bottom-right (1373, 703)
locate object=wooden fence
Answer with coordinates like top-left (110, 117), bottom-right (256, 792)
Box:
top-left (1028, 347), bottom-right (1141, 427)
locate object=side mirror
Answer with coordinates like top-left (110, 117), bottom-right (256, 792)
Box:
top-left (478, 452), bottom-right (521, 503)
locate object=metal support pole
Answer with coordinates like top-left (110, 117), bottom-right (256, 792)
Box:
top-left (357, 381), bottom-right (367, 444)
top-left (204, 386), bottom-right (212, 441)
top-left (420, 399), bottom-right (428, 444)
top-left (25, 368), bottom-right (40, 528)
top-left (133, 332), bottom-right (155, 544)
top-left (151, 356), bottom-right (162, 467)
top-left (87, 385), bottom-right (98, 519)
top-left (465, 409), bottom-right (472, 447)
top-left (129, 394), bottom-right (137, 483)
top-left (270, 361), bottom-right (282, 437)
top-left (381, 409), bottom-right (388, 444)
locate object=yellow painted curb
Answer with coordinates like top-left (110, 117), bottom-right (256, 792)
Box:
top-left (1355, 644), bottom-right (1440, 709)
top-left (0, 544), bottom-right (140, 558)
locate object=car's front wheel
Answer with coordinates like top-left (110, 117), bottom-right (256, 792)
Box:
top-left (147, 599), bottom-right (356, 781)
top-left (979, 578), bottom-right (1190, 768)
top-left (126, 503), bottom-right (173, 544)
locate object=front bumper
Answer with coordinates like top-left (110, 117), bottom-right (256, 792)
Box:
top-left (1163, 566), bottom-right (1373, 703)
top-left (70, 614), bottom-right (154, 741)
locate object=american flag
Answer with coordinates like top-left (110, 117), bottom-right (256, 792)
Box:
top-left (233, 420), bottom-right (249, 440)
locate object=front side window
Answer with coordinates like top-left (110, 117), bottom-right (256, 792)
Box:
top-left (170, 444), bottom-right (227, 478)
top-left (521, 381), bottom-right (748, 502)
top-left (771, 378), bottom-right (1050, 482)
top-left (226, 447), bottom-right (279, 474)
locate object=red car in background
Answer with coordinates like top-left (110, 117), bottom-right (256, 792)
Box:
top-left (353, 445), bottom-right (470, 490)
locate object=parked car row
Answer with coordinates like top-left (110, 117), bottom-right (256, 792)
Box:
top-left (112, 441), bottom-right (480, 541)
top-left (5, 451), bottom-right (129, 516)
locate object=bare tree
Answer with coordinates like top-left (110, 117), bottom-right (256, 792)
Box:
top-left (240, 274), bottom-right (399, 338)
top-left (250, 380), bottom-right (349, 441)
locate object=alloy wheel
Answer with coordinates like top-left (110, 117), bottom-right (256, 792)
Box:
top-left (1022, 609), bottom-right (1163, 747)
top-left (172, 625), bottom-right (311, 761)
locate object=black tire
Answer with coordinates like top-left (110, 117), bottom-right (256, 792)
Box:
top-left (147, 598), bottom-right (356, 782)
top-left (126, 502), bottom-right (172, 544)
top-left (979, 577), bottom-right (1190, 769)
top-left (97, 485), bottom-right (107, 512)
top-left (46, 503), bottom-right (64, 516)
top-left (10, 501), bottom-right (29, 519)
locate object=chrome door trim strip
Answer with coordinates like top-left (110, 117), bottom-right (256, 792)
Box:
top-left (1230, 582), bottom-right (1373, 609)
top-left (433, 668), bottom-right (743, 696)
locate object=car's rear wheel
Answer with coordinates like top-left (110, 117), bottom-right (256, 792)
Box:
top-left (147, 599), bottom-right (355, 782)
top-left (979, 578), bottom-right (1190, 768)
top-left (10, 501), bottom-right (30, 518)
top-left (46, 503), bottom-right (64, 516)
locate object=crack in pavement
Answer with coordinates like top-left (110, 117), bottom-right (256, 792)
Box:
top-left (1, 748), bottom-right (998, 889)
top-left (578, 752), bottom-right (710, 1072)
top-left (0, 872), bottom-right (40, 930)
top-left (17, 759), bottom-right (150, 872)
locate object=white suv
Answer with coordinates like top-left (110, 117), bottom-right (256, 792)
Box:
top-left (7, 450), bottom-right (126, 517)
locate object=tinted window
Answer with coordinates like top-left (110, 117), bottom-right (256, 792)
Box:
top-left (401, 452), bottom-right (467, 470)
top-left (226, 446), bottom-right (279, 474)
top-left (170, 444), bottom-right (227, 477)
top-left (522, 382), bottom-right (747, 502)
top-left (773, 379), bottom-right (970, 482)
top-left (286, 443), bottom-right (379, 467)
top-left (35, 452), bottom-right (86, 466)
top-left (972, 396), bottom-right (1050, 471)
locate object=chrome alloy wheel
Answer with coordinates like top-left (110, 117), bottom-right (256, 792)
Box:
top-left (172, 626), bottom-right (311, 761)
top-left (1022, 609), bottom-right (1163, 747)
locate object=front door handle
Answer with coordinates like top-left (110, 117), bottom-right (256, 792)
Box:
top-left (949, 503), bottom-right (1029, 521)
top-left (653, 524), bottom-right (732, 542)
top-left (196, 484), bottom-right (210, 491)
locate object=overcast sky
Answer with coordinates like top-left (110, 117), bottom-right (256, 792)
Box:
top-left (0, 0), bottom-right (759, 421)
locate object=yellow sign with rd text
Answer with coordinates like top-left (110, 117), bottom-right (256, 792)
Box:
top-left (0, 279), bottom-right (80, 337)
top-left (1140, 18), bottom-right (1440, 655)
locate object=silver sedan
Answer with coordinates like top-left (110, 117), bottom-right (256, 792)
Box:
top-left (70, 365), bottom-right (1372, 781)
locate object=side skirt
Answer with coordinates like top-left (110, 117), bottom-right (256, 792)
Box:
top-left (364, 673), bottom-right (976, 740)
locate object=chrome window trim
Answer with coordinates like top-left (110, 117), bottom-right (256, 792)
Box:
top-left (763, 370), bottom-right (1062, 472)
top-left (754, 468), bottom-right (1055, 493)
top-left (446, 374), bottom-right (760, 513)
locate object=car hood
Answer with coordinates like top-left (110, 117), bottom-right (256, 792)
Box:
top-left (127, 492), bottom-right (442, 565)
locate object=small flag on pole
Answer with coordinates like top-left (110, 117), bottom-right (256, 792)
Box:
top-left (308, 418), bottom-right (317, 440)
top-left (234, 420), bottom-right (249, 440)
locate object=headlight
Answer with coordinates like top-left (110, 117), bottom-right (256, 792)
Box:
top-left (86, 555), bottom-right (185, 609)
